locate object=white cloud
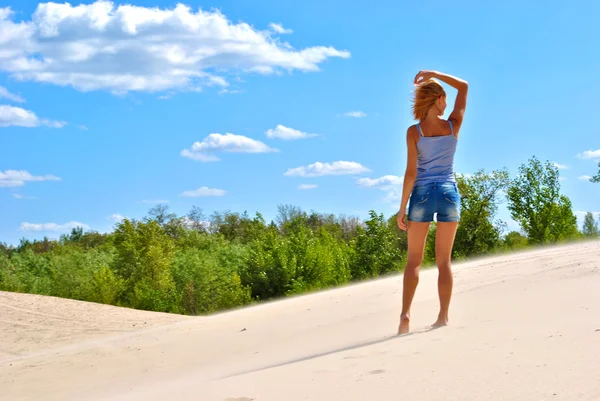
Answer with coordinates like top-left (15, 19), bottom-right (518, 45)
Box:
top-left (13, 193), bottom-right (37, 199)
top-left (575, 210), bottom-right (600, 217)
top-left (180, 186), bottom-right (226, 197)
top-left (20, 221), bottom-right (89, 232)
top-left (357, 175), bottom-right (403, 187)
top-left (0, 86), bottom-right (25, 103)
top-left (553, 162), bottom-right (569, 170)
top-left (180, 150), bottom-right (221, 162)
top-left (581, 211), bottom-right (599, 217)
top-left (43, 119), bottom-right (67, 128)
top-left (383, 189), bottom-right (402, 204)
top-left (298, 184), bottom-right (318, 190)
top-left (265, 124), bottom-right (317, 140)
top-left (158, 92), bottom-right (176, 100)
top-left (218, 88), bottom-right (243, 95)
top-left (0, 3), bottom-right (349, 94)
top-left (0, 105), bottom-right (66, 128)
top-left (577, 149), bottom-right (600, 160)
top-left (285, 161), bottom-right (370, 177)
top-left (108, 214), bottom-right (126, 222)
top-left (357, 175), bottom-right (404, 203)
top-left (579, 175), bottom-right (592, 181)
top-left (269, 23), bottom-right (293, 34)
top-left (344, 111), bottom-right (367, 118)
top-left (181, 216), bottom-right (211, 230)
top-left (574, 210), bottom-right (600, 227)
top-left (559, 177), bottom-right (567, 181)
top-left (0, 170), bottom-right (60, 187)
top-left (78, 125), bottom-right (88, 131)
top-left (181, 133), bottom-right (278, 162)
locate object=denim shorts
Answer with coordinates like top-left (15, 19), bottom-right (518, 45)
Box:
top-left (407, 182), bottom-right (461, 223)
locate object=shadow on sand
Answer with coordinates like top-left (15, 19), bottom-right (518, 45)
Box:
top-left (218, 325), bottom-right (443, 380)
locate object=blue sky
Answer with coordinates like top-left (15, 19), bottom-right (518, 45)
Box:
top-left (1, 0), bottom-right (599, 245)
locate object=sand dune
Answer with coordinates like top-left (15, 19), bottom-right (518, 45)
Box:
top-left (2, 241), bottom-right (600, 401)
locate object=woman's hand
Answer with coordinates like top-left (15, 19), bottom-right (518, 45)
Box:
top-left (414, 70), bottom-right (438, 85)
top-left (413, 70), bottom-right (468, 133)
top-left (397, 208), bottom-right (407, 231)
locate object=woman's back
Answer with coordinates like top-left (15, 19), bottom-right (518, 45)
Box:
top-left (414, 119), bottom-right (457, 186)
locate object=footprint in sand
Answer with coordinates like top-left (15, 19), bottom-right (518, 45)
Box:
top-left (343, 355), bottom-right (365, 360)
top-left (369, 369), bottom-right (385, 375)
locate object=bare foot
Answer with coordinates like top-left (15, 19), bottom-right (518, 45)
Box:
top-left (398, 314), bottom-right (410, 335)
top-left (432, 314), bottom-right (448, 328)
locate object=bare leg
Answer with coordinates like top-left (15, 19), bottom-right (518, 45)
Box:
top-left (399, 221), bottom-right (430, 335)
top-left (433, 221), bottom-right (458, 327)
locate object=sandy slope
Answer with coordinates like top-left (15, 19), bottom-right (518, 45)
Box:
top-left (1, 241), bottom-right (600, 401)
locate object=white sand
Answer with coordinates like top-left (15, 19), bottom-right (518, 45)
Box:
top-left (1, 240), bottom-right (600, 401)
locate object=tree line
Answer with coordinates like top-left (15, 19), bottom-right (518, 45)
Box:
top-left (0, 156), bottom-right (598, 315)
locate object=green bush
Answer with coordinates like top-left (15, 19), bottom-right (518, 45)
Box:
top-left (503, 231), bottom-right (528, 250)
top-left (350, 211), bottom-right (403, 279)
top-left (172, 238), bottom-right (252, 314)
top-left (49, 247), bottom-right (114, 301)
top-left (90, 265), bottom-right (123, 305)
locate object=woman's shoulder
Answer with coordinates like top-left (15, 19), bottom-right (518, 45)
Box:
top-left (406, 124), bottom-right (420, 138)
top-left (407, 123), bottom-right (422, 132)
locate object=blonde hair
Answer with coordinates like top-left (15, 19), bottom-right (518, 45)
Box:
top-left (411, 79), bottom-right (446, 121)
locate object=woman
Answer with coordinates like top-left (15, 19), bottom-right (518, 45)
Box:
top-left (396, 70), bottom-right (468, 335)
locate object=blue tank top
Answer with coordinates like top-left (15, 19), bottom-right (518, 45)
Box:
top-left (413, 120), bottom-right (457, 186)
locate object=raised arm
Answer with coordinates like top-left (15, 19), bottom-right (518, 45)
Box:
top-left (397, 126), bottom-right (419, 231)
top-left (414, 70), bottom-right (468, 135)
